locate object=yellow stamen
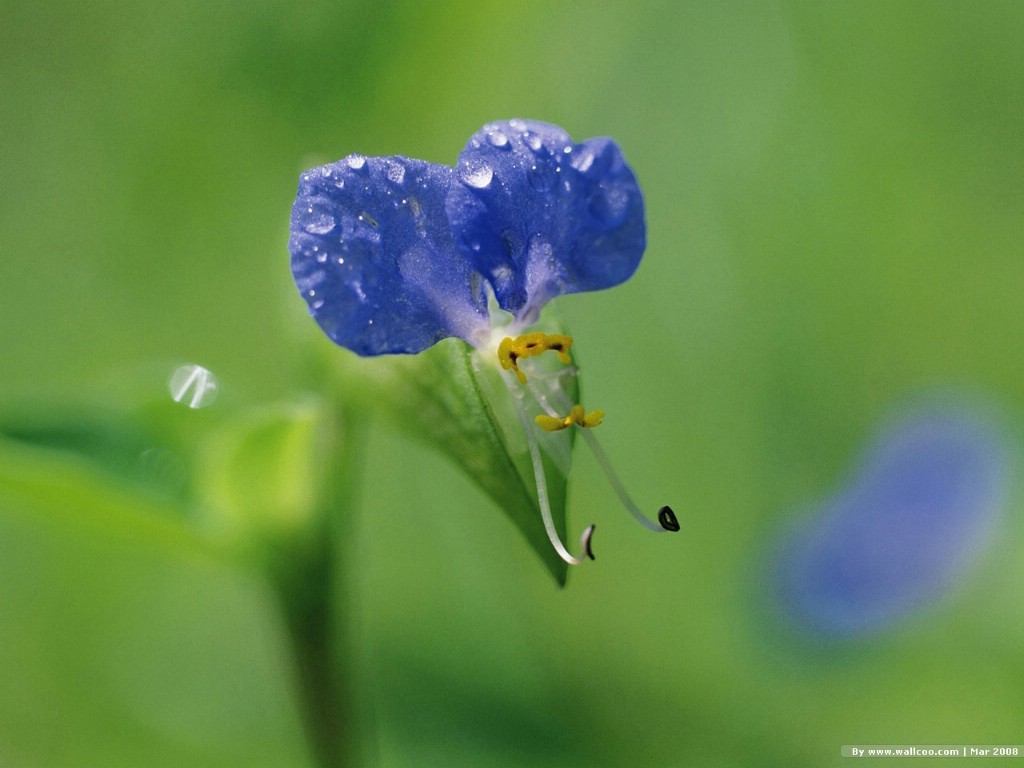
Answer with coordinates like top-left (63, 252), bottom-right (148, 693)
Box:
top-left (535, 404), bottom-right (605, 432)
top-left (498, 332), bottom-right (573, 384)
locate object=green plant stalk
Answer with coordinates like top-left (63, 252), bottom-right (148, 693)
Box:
top-left (268, 401), bottom-right (364, 768)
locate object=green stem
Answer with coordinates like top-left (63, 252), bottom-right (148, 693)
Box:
top-left (280, 549), bottom-right (349, 767)
top-left (272, 400), bottom-right (364, 768)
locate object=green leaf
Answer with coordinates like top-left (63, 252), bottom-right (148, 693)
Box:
top-left (322, 335), bottom-right (578, 585)
top-left (0, 437), bottom-right (313, 768)
top-left (196, 398), bottom-right (339, 549)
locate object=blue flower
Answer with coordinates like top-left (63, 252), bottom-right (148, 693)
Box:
top-left (770, 402), bottom-right (1009, 639)
top-left (289, 120), bottom-right (675, 567)
top-left (289, 119), bottom-right (645, 355)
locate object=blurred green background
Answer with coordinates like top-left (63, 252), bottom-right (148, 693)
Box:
top-left (2, 1), bottom-right (1023, 766)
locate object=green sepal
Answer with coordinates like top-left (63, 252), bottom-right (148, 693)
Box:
top-left (321, 333), bottom-right (578, 585)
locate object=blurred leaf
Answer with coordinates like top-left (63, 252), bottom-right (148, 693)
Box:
top-left (197, 398), bottom-right (340, 550)
top-left (323, 335), bottom-right (576, 585)
top-left (0, 437), bottom-right (312, 768)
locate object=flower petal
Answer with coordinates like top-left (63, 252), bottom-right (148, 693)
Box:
top-left (446, 119), bottom-right (646, 322)
top-left (289, 155), bottom-right (489, 356)
top-left (772, 403), bottom-right (1009, 638)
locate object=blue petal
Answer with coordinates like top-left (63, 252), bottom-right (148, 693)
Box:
top-left (445, 119), bottom-right (646, 322)
top-left (772, 404), bottom-right (1009, 639)
top-left (289, 155), bottom-right (489, 355)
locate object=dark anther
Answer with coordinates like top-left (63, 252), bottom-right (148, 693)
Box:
top-left (583, 525), bottom-right (596, 560)
top-left (658, 505), bottom-right (680, 532)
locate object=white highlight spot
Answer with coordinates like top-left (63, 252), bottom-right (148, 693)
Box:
top-left (169, 364), bottom-right (218, 409)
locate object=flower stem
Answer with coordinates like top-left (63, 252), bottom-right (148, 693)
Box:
top-left (269, 401), bottom-right (364, 768)
top-left (279, 549), bottom-right (349, 767)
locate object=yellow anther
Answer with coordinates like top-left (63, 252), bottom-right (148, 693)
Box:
top-left (535, 404), bottom-right (605, 432)
top-left (498, 332), bottom-right (574, 384)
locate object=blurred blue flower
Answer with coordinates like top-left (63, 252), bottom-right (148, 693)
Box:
top-left (772, 402), bottom-right (1010, 639)
top-left (288, 119), bottom-right (645, 355)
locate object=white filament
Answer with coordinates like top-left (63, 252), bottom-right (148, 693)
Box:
top-left (528, 371), bottom-right (667, 533)
top-left (504, 373), bottom-right (594, 565)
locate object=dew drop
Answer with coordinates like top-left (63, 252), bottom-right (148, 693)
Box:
top-left (487, 129), bottom-right (510, 148)
top-left (386, 160), bottom-right (406, 185)
top-left (320, 166), bottom-right (333, 178)
top-left (398, 245), bottom-right (434, 286)
top-left (571, 146), bottom-right (595, 173)
top-left (523, 130), bottom-right (544, 152)
top-left (461, 160), bottom-right (493, 189)
top-left (304, 211), bottom-right (336, 235)
top-left (169, 364), bottom-right (218, 409)
top-left (345, 154), bottom-right (368, 172)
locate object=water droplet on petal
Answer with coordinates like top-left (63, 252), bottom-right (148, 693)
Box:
top-left (386, 160), bottom-right (406, 186)
top-left (487, 129), bottom-right (510, 148)
top-left (169, 364), bottom-right (218, 409)
top-left (523, 130), bottom-right (544, 152)
top-left (295, 270), bottom-right (326, 295)
top-left (571, 146), bottom-right (595, 173)
top-left (345, 154), bottom-right (368, 173)
top-left (491, 264), bottom-right (513, 288)
top-left (461, 160), bottom-right (493, 189)
top-left (398, 245), bottom-right (434, 287)
top-left (304, 210), bottom-right (336, 235)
